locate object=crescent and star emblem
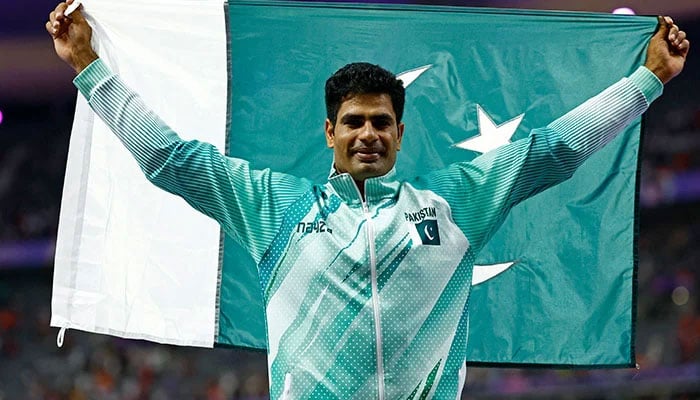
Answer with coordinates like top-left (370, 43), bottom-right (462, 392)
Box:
top-left (423, 224), bottom-right (435, 241)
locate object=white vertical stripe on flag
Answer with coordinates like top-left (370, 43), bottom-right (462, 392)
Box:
top-left (51, 0), bottom-right (227, 347)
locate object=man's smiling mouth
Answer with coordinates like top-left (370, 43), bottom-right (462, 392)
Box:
top-left (354, 149), bottom-right (383, 161)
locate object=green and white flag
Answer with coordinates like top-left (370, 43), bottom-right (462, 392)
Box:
top-left (53, 0), bottom-right (656, 367)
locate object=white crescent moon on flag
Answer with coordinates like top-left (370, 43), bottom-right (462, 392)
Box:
top-left (424, 225), bottom-right (434, 241)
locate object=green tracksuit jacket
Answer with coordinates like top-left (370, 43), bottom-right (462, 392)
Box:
top-left (74, 59), bottom-right (661, 399)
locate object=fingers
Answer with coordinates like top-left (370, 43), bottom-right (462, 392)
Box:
top-left (677, 37), bottom-right (690, 57)
top-left (47, 1), bottom-right (87, 38)
top-left (48, 2), bottom-right (71, 38)
top-left (656, 16), bottom-right (669, 35)
top-left (55, 2), bottom-right (68, 22)
top-left (669, 24), bottom-right (679, 42)
top-left (45, 20), bottom-right (54, 36)
top-left (668, 25), bottom-right (688, 54)
top-left (673, 30), bottom-right (686, 47)
top-left (670, 28), bottom-right (688, 55)
top-left (660, 15), bottom-right (690, 58)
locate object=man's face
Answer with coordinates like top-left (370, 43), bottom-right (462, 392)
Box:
top-left (325, 93), bottom-right (404, 184)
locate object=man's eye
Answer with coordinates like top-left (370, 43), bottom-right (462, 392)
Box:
top-left (373, 120), bottom-right (391, 129)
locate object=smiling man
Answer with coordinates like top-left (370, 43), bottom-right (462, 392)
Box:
top-left (46, 0), bottom-right (690, 398)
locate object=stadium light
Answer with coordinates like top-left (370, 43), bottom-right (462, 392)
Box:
top-left (612, 7), bottom-right (636, 15)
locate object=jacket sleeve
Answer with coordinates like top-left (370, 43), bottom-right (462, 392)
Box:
top-left (73, 59), bottom-right (312, 262)
top-left (417, 66), bottom-right (663, 253)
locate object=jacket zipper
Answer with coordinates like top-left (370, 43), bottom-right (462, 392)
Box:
top-left (282, 373), bottom-right (292, 400)
top-left (354, 183), bottom-right (385, 400)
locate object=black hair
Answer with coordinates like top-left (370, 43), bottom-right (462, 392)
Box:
top-left (324, 62), bottom-right (405, 125)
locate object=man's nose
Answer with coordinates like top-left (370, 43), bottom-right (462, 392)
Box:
top-left (358, 121), bottom-right (378, 141)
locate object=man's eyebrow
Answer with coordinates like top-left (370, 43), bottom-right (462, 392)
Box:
top-left (371, 114), bottom-right (394, 123)
top-left (339, 113), bottom-right (394, 124)
top-left (340, 113), bottom-right (364, 124)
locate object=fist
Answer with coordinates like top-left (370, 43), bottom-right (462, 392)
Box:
top-left (46, 0), bottom-right (98, 74)
top-left (645, 16), bottom-right (690, 84)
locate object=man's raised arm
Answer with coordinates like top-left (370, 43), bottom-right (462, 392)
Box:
top-left (425, 16), bottom-right (689, 252)
top-left (545, 16), bottom-right (690, 172)
top-left (46, 0), bottom-right (312, 262)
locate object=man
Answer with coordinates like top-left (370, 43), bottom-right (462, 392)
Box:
top-left (47, 1), bottom-right (689, 398)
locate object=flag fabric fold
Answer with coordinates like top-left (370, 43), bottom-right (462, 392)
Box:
top-left (53, 0), bottom-right (656, 367)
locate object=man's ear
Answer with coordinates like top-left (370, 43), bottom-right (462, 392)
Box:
top-left (325, 119), bottom-right (335, 148)
top-left (396, 122), bottom-right (405, 151)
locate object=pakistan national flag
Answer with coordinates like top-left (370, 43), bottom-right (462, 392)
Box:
top-left (53, 0), bottom-right (657, 367)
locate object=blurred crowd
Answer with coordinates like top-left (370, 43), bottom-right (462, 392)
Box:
top-left (1, 24), bottom-right (699, 399)
top-left (640, 83), bottom-right (700, 208)
top-left (0, 101), bottom-right (70, 243)
top-left (0, 272), bottom-right (270, 399)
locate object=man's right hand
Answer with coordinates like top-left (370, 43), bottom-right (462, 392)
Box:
top-left (46, 0), bottom-right (98, 74)
top-left (645, 16), bottom-right (690, 85)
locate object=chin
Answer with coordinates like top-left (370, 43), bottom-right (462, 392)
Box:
top-left (355, 166), bottom-right (388, 180)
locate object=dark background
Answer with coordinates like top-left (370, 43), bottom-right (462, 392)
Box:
top-left (1, 1), bottom-right (699, 398)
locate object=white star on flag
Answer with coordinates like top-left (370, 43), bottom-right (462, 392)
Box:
top-left (455, 105), bottom-right (524, 154)
top-left (397, 65), bottom-right (432, 88)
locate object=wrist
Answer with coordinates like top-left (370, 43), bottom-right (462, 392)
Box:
top-left (645, 63), bottom-right (670, 84)
top-left (72, 49), bottom-right (99, 74)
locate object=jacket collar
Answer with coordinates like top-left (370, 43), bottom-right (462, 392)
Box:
top-left (327, 166), bottom-right (400, 206)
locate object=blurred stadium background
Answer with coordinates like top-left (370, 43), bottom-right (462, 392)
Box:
top-left (1, 1), bottom-right (698, 398)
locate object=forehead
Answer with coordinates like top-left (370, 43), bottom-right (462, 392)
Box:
top-left (337, 93), bottom-right (396, 118)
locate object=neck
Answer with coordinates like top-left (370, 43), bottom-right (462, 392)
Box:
top-left (354, 178), bottom-right (366, 201)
